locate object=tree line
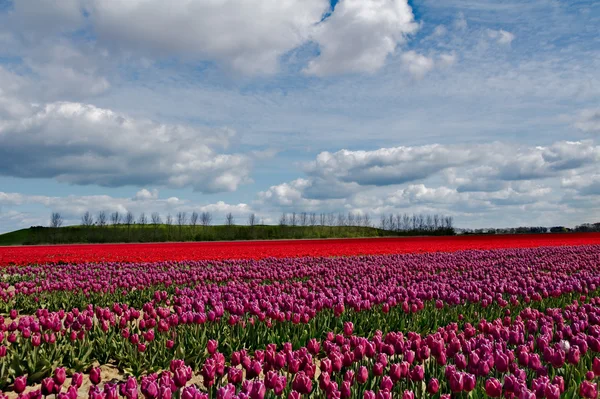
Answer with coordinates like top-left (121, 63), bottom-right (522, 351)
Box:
top-left (460, 222), bottom-right (600, 235)
top-left (25, 210), bottom-right (455, 244)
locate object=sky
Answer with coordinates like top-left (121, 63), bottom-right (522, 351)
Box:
top-left (0, 0), bottom-right (599, 233)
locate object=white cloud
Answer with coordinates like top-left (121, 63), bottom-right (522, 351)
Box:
top-left (401, 51), bottom-right (435, 79)
top-left (432, 25), bottom-right (447, 37)
top-left (0, 100), bottom-right (252, 193)
top-left (488, 29), bottom-right (515, 45)
top-left (302, 141), bottom-right (599, 196)
top-left (304, 0), bottom-right (419, 76)
top-left (133, 188), bottom-right (159, 201)
top-left (85, 0), bottom-right (331, 75)
top-left (438, 52), bottom-right (457, 67)
top-left (562, 174), bottom-right (600, 196)
top-left (0, 190), bottom-right (255, 233)
top-left (454, 12), bottom-right (467, 30)
top-left (304, 144), bottom-right (476, 188)
top-left (575, 108), bottom-right (600, 133)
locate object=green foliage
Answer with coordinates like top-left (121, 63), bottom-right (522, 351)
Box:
top-left (0, 224), bottom-right (455, 245)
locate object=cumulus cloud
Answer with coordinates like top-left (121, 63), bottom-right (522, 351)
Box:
top-left (304, 144), bottom-right (476, 188)
top-left (575, 108), bottom-right (600, 133)
top-left (304, 0), bottom-right (419, 76)
top-left (84, 0), bottom-right (330, 75)
top-left (562, 174), bottom-right (600, 196)
top-left (133, 189), bottom-right (159, 201)
top-left (1, 0), bottom-right (431, 77)
top-left (254, 140), bottom-right (600, 221)
top-left (0, 100), bottom-right (252, 193)
top-left (256, 178), bottom-right (347, 211)
top-left (303, 141), bottom-right (599, 196)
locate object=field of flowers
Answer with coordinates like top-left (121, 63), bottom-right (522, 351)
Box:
top-left (1, 236), bottom-right (600, 398)
top-left (1, 233), bottom-right (599, 265)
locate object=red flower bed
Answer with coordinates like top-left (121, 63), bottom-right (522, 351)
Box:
top-left (1, 233), bottom-right (599, 266)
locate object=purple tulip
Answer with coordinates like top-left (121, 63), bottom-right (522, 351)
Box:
top-left (581, 381), bottom-right (598, 399)
top-left (427, 378), bottom-right (439, 394)
top-left (90, 366), bottom-right (102, 385)
top-left (53, 367), bottom-right (67, 386)
top-left (485, 378), bottom-right (502, 398)
top-left (14, 376), bottom-right (27, 394)
top-left (402, 391), bottom-right (414, 399)
top-left (380, 376), bottom-right (393, 391)
top-left (292, 372), bottom-right (312, 395)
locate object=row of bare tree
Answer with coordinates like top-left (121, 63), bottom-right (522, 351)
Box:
top-left (48, 210), bottom-right (454, 232)
top-left (278, 211), bottom-right (453, 232)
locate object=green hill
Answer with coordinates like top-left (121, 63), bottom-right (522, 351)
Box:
top-left (0, 224), bottom-right (454, 245)
top-left (0, 228), bottom-right (31, 246)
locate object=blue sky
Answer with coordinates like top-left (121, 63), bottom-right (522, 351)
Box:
top-left (0, 0), bottom-right (599, 232)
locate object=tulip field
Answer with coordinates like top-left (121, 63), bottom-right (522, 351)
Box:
top-left (1, 235), bottom-right (600, 398)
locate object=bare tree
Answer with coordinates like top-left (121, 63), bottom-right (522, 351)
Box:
top-left (137, 212), bottom-right (147, 241)
top-left (380, 214), bottom-right (388, 230)
top-left (124, 211), bottom-right (134, 227)
top-left (279, 213), bottom-right (288, 226)
top-left (138, 212), bottom-right (148, 227)
top-left (327, 213), bottom-right (336, 227)
top-left (337, 213), bottom-right (346, 227)
top-left (97, 211), bottom-right (107, 228)
top-left (190, 211), bottom-right (199, 230)
top-left (50, 212), bottom-right (63, 242)
top-left (151, 212), bottom-right (161, 240)
top-left (225, 212), bottom-right (235, 226)
top-left (290, 212), bottom-right (297, 227)
top-left (309, 212), bottom-right (317, 227)
top-left (300, 212), bottom-right (308, 227)
top-left (50, 212), bottom-right (63, 228)
top-left (248, 213), bottom-right (257, 227)
top-left (124, 211), bottom-right (134, 240)
top-left (363, 213), bottom-right (371, 227)
top-left (165, 214), bottom-right (173, 239)
top-left (81, 211), bottom-right (94, 227)
top-left (111, 211), bottom-right (121, 227)
top-left (347, 212), bottom-right (355, 227)
top-left (355, 214), bottom-right (363, 227)
top-left (444, 216), bottom-right (453, 229)
top-left (176, 212), bottom-right (187, 239)
top-left (201, 212), bottom-right (212, 227)
top-left (402, 213), bottom-right (410, 231)
top-left (433, 214), bottom-right (440, 230)
top-left (151, 212), bottom-right (161, 226)
top-left (388, 214), bottom-right (396, 231)
top-left (426, 215), bottom-right (433, 231)
top-left (319, 213), bottom-right (326, 226)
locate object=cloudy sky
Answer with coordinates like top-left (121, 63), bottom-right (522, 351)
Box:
top-left (0, 0), bottom-right (599, 233)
